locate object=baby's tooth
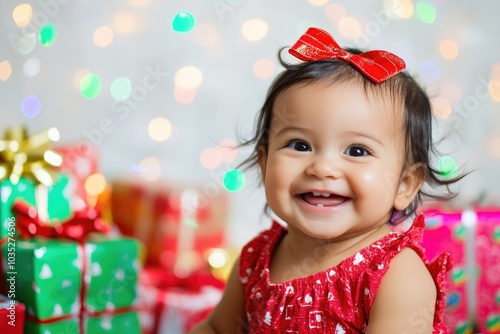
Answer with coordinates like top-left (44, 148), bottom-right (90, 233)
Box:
top-left (321, 192), bottom-right (330, 197)
top-left (313, 192), bottom-right (321, 196)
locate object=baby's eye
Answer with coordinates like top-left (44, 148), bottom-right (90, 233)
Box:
top-left (287, 140), bottom-right (311, 152)
top-left (344, 145), bottom-right (369, 157)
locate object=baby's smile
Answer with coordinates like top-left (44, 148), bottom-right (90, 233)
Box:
top-left (299, 192), bottom-right (349, 208)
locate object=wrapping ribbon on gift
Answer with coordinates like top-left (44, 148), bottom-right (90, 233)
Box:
top-left (10, 201), bottom-right (135, 333)
top-left (0, 126), bottom-right (62, 186)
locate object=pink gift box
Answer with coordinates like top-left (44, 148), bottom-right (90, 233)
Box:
top-left (475, 211), bottom-right (500, 333)
top-left (421, 209), bottom-right (474, 332)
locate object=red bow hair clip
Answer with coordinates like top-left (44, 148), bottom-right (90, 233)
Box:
top-left (288, 27), bottom-right (406, 84)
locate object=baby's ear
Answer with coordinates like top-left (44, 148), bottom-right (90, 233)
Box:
top-left (393, 163), bottom-right (425, 211)
top-left (257, 148), bottom-right (267, 180)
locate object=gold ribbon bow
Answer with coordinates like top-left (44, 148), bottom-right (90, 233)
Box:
top-left (0, 126), bottom-right (63, 186)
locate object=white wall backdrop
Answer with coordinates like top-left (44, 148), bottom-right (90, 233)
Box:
top-left (1, 0), bottom-right (499, 246)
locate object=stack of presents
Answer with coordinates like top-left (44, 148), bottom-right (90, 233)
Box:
top-left (0, 125), bottom-right (499, 333)
top-left (0, 126), bottom-right (228, 334)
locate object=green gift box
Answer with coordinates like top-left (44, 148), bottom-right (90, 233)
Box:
top-left (0, 175), bottom-right (72, 238)
top-left (24, 311), bottom-right (141, 334)
top-left (1, 235), bottom-right (142, 333)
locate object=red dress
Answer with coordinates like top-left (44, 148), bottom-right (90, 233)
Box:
top-left (239, 215), bottom-right (451, 333)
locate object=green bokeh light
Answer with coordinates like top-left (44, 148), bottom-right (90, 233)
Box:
top-left (438, 155), bottom-right (458, 179)
top-left (80, 73), bottom-right (102, 99)
top-left (453, 225), bottom-right (465, 241)
top-left (39, 23), bottom-right (57, 47)
top-left (110, 77), bottom-right (132, 101)
top-left (416, 1), bottom-right (436, 24)
top-left (493, 226), bottom-right (500, 245)
top-left (223, 169), bottom-right (245, 192)
top-left (172, 11), bottom-right (196, 33)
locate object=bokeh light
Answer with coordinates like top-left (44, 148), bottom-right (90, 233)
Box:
top-left (241, 19), bottom-right (268, 42)
top-left (488, 78), bottom-right (500, 102)
top-left (84, 173), bottom-right (107, 196)
top-left (324, 3), bottom-right (346, 22)
top-left (492, 63), bottom-right (500, 79)
top-left (338, 17), bottom-right (362, 39)
top-left (139, 156), bottom-right (161, 181)
top-left (416, 1), bottom-right (436, 24)
top-left (93, 26), bottom-right (114, 48)
top-left (110, 77), bottom-right (132, 101)
top-left (200, 148), bottom-right (222, 170)
top-left (419, 61), bottom-right (440, 84)
top-left (48, 127), bottom-right (60, 142)
top-left (172, 11), bottom-right (196, 33)
top-left (23, 58), bottom-right (41, 77)
top-left (39, 23), bottom-right (57, 47)
top-left (148, 117), bottom-right (172, 142)
top-left (12, 4), bottom-right (32, 27)
top-left (223, 169), bottom-right (246, 192)
top-left (253, 58), bottom-right (275, 80)
top-left (441, 81), bottom-right (462, 104)
top-left (80, 73), bottom-right (102, 99)
top-left (431, 96), bottom-right (452, 120)
top-left (217, 139), bottom-right (238, 163)
top-left (438, 156), bottom-right (458, 179)
top-left (173, 87), bottom-right (196, 104)
top-left (21, 95), bottom-right (41, 119)
top-left (439, 39), bottom-right (459, 60)
top-left (15, 33), bottom-right (37, 55)
top-left (113, 12), bottom-right (136, 34)
top-left (0, 61), bottom-right (12, 81)
top-left (129, 0), bottom-right (150, 7)
top-left (193, 23), bottom-right (220, 48)
top-left (308, 0), bottom-right (329, 6)
top-left (384, 0), bottom-right (414, 19)
top-left (174, 66), bottom-right (203, 89)
top-left (73, 69), bottom-right (90, 89)
top-left (207, 248), bottom-right (229, 269)
top-left (488, 136), bottom-right (500, 158)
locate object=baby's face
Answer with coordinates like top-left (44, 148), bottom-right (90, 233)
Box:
top-left (258, 79), bottom-right (409, 240)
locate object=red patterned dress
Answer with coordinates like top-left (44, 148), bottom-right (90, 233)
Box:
top-left (239, 215), bottom-right (451, 333)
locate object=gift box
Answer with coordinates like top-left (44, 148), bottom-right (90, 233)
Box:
top-left (0, 294), bottom-right (25, 334)
top-left (23, 310), bottom-right (141, 334)
top-left (0, 176), bottom-right (72, 238)
top-left (475, 211), bottom-right (500, 333)
top-left (0, 126), bottom-right (72, 238)
top-left (110, 180), bottom-right (228, 273)
top-left (1, 202), bottom-right (143, 333)
top-left (137, 266), bottom-right (224, 334)
top-left (421, 209), bottom-right (475, 332)
top-left (54, 142), bottom-right (100, 211)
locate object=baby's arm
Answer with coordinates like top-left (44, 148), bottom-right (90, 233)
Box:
top-left (189, 257), bottom-right (248, 334)
top-left (365, 248), bottom-right (437, 334)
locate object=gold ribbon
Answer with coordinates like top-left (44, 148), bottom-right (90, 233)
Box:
top-left (0, 126), bottom-right (63, 186)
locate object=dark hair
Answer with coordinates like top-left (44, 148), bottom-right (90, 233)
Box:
top-left (239, 47), bottom-right (467, 223)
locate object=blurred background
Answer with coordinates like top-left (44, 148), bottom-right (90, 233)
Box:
top-left (1, 0), bottom-right (499, 247)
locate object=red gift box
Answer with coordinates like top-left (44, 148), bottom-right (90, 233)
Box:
top-left (0, 294), bottom-right (25, 334)
top-left (137, 267), bottom-right (224, 334)
top-left (54, 141), bottom-right (100, 210)
top-left (110, 180), bottom-right (228, 273)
